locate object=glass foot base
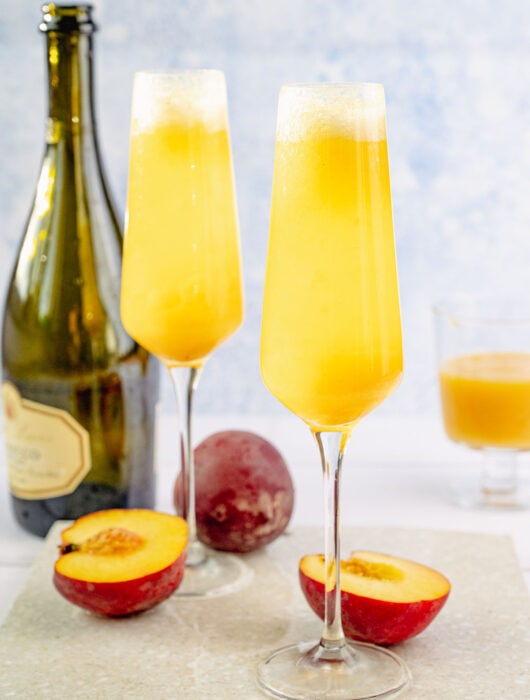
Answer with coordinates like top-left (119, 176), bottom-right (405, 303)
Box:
top-left (175, 550), bottom-right (253, 598)
top-left (450, 476), bottom-right (530, 510)
top-left (258, 639), bottom-right (411, 700)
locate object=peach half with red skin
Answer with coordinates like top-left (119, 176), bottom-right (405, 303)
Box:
top-left (299, 551), bottom-right (451, 646)
top-left (54, 509), bottom-right (188, 617)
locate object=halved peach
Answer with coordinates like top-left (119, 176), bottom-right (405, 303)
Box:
top-left (299, 551), bottom-right (451, 645)
top-left (54, 509), bottom-right (188, 617)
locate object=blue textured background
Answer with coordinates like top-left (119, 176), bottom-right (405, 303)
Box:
top-left (2, 0), bottom-right (530, 420)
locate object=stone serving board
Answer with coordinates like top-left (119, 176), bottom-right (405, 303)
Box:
top-left (1, 523), bottom-right (529, 699)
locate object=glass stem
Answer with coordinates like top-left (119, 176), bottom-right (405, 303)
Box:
top-left (313, 430), bottom-right (350, 655)
top-left (481, 448), bottom-right (518, 496)
top-left (167, 364), bottom-right (206, 567)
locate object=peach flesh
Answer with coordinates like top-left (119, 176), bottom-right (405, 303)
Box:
top-left (54, 509), bottom-right (188, 616)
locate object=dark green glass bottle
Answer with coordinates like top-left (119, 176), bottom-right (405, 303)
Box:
top-left (1, 3), bottom-right (160, 537)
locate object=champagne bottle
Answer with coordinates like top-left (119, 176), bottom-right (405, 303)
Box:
top-left (1, 3), bottom-right (160, 537)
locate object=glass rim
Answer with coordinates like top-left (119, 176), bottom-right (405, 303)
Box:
top-left (432, 298), bottom-right (530, 325)
top-left (280, 81), bottom-right (383, 89)
top-left (40, 2), bottom-right (95, 33)
top-left (133, 68), bottom-right (225, 80)
top-left (278, 82), bottom-right (384, 97)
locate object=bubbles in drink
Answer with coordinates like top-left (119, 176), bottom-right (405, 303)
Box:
top-left (276, 83), bottom-right (387, 143)
top-left (131, 70), bottom-right (228, 133)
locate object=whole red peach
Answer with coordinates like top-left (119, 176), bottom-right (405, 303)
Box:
top-left (174, 430), bottom-right (294, 553)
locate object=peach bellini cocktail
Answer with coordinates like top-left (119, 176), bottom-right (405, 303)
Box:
top-left (122, 72), bottom-right (242, 363)
top-left (121, 70), bottom-right (244, 597)
top-left (259, 84), bottom-right (409, 699)
top-left (261, 85), bottom-right (402, 430)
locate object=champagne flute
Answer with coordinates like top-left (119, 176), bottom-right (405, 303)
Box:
top-left (259, 83), bottom-right (410, 699)
top-left (434, 298), bottom-right (530, 509)
top-left (121, 70), bottom-right (245, 597)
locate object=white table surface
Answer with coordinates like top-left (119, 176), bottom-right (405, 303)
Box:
top-left (1, 412), bottom-right (529, 626)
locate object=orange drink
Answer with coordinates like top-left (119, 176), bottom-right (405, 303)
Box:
top-left (121, 70), bottom-right (243, 365)
top-left (439, 352), bottom-right (530, 449)
top-left (261, 84), bottom-right (402, 431)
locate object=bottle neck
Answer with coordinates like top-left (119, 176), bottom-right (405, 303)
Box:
top-left (45, 29), bottom-right (97, 142)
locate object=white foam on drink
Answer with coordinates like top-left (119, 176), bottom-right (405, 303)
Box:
top-left (276, 83), bottom-right (387, 142)
top-left (131, 70), bottom-right (228, 133)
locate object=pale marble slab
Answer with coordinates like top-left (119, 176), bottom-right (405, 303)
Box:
top-left (0, 524), bottom-right (529, 699)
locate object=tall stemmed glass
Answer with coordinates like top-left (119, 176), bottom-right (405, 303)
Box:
top-left (259, 84), bottom-right (410, 699)
top-left (121, 70), bottom-right (244, 597)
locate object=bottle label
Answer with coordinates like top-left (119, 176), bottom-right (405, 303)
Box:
top-left (2, 381), bottom-right (91, 500)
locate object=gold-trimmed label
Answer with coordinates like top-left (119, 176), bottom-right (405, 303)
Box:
top-left (2, 381), bottom-right (91, 500)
